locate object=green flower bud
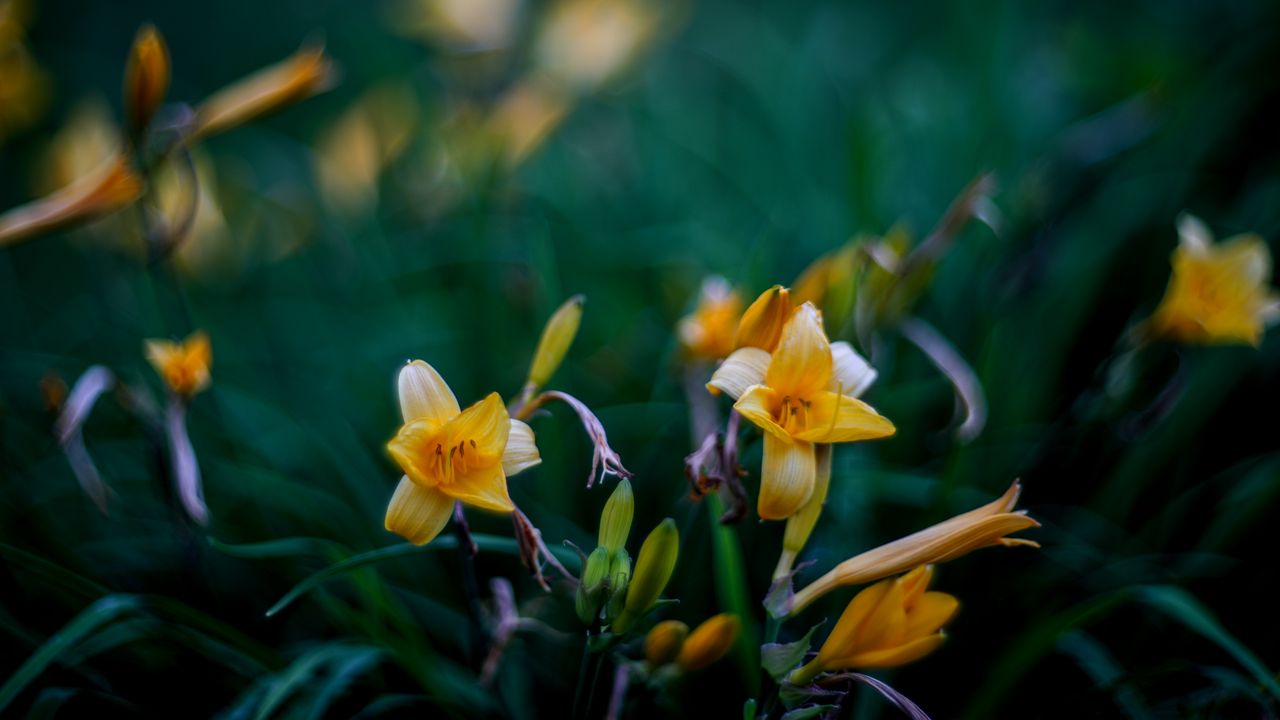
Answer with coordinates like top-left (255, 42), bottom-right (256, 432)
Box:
top-left (576, 546), bottom-right (612, 625)
top-left (612, 518), bottom-right (678, 633)
top-left (598, 478), bottom-right (634, 552)
top-left (604, 549), bottom-right (631, 623)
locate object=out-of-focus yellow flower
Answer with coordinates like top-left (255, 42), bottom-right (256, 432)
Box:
top-left (190, 44), bottom-right (335, 141)
top-left (123, 24), bottom-right (170, 133)
top-left (526, 294), bottom-right (585, 389)
top-left (675, 613), bottom-right (740, 671)
top-left (154, 150), bottom-right (230, 275)
top-left (145, 330), bottom-right (212, 398)
top-left (613, 517), bottom-right (678, 632)
top-left (793, 242), bottom-right (861, 334)
top-left (718, 303), bottom-right (894, 520)
top-left (488, 78), bottom-right (572, 167)
top-left (678, 276), bottom-right (742, 361)
top-left (1145, 214), bottom-right (1279, 347)
top-left (39, 99), bottom-right (118, 193)
top-left (789, 481), bottom-right (1037, 615)
top-left (391, 0), bottom-right (522, 50)
top-left (789, 566), bottom-right (956, 684)
top-left (315, 84), bottom-right (419, 214)
top-left (0, 0), bottom-right (49, 143)
top-left (643, 619), bottom-right (689, 666)
top-left (385, 361), bottom-right (541, 545)
top-left (0, 150), bottom-right (143, 247)
top-left (534, 0), bottom-right (656, 92)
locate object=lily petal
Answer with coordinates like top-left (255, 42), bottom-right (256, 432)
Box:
top-left (840, 633), bottom-right (946, 669)
top-left (707, 347), bottom-right (770, 399)
top-left (399, 360), bottom-right (459, 423)
top-left (759, 433), bottom-right (815, 520)
top-left (386, 418), bottom-right (439, 487)
top-left (829, 341), bottom-right (877, 398)
top-left (795, 391), bottom-right (896, 443)
top-left (765, 303), bottom-right (831, 398)
top-left (385, 476), bottom-right (454, 545)
top-left (734, 285), bottom-right (792, 350)
top-left (442, 462), bottom-right (515, 513)
top-left (447, 392), bottom-right (510, 457)
top-left (733, 384), bottom-right (790, 441)
top-left (902, 591), bottom-right (960, 639)
top-left (502, 419), bottom-right (542, 477)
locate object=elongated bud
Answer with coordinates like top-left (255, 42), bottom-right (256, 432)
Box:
top-left (598, 478), bottom-right (633, 552)
top-left (775, 443), bottom-right (832, 581)
top-left (124, 24), bottom-right (170, 133)
top-left (675, 613), bottom-right (739, 671)
top-left (191, 44), bottom-right (335, 142)
top-left (734, 285), bottom-right (792, 351)
top-left (0, 152), bottom-right (143, 247)
top-left (576, 545), bottom-right (612, 624)
top-left (604, 549), bottom-right (631, 623)
top-left (527, 294), bottom-right (584, 389)
top-left (613, 518), bottom-right (678, 633)
top-left (644, 620), bottom-right (689, 667)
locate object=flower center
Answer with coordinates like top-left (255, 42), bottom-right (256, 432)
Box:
top-left (774, 394), bottom-right (813, 435)
top-left (424, 435), bottom-right (482, 485)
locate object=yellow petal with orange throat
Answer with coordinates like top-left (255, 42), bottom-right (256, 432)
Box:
top-left (765, 303), bottom-right (831, 399)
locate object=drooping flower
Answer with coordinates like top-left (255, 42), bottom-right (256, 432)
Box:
top-left (788, 481), bottom-right (1037, 615)
top-left (718, 303), bottom-right (894, 519)
top-left (1145, 214), bottom-right (1280, 346)
top-left (678, 276), bottom-right (742, 361)
top-left (190, 44), bottom-right (335, 141)
top-left (385, 360), bottom-right (541, 545)
top-left (144, 330), bottom-right (212, 398)
top-left (789, 566), bottom-right (957, 685)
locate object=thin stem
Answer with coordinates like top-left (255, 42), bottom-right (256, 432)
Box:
top-left (572, 634), bottom-right (593, 720)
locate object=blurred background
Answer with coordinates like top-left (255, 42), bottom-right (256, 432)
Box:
top-left (3, 0), bottom-right (1280, 717)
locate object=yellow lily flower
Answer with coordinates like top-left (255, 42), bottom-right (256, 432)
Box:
top-left (190, 44), bottom-right (335, 142)
top-left (1145, 214), bottom-right (1280, 346)
top-left (0, 151), bottom-right (144, 246)
top-left (678, 276), bottom-right (742, 361)
top-left (734, 284), bottom-right (793, 352)
top-left (144, 330), bottom-right (212, 398)
top-left (725, 303), bottom-right (895, 519)
top-left (789, 566), bottom-right (956, 685)
top-left (789, 481), bottom-right (1037, 615)
top-left (384, 360), bottom-right (541, 545)
top-left (487, 78), bottom-right (572, 168)
top-left (534, 0), bottom-right (657, 93)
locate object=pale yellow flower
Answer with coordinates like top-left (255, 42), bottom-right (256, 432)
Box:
top-left (534, 0), bottom-right (656, 92)
top-left (717, 303), bottom-right (894, 519)
top-left (391, 0), bottom-right (523, 49)
top-left (789, 481), bottom-right (1037, 615)
top-left (678, 276), bottom-right (742, 361)
top-left (385, 361), bottom-right (541, 545)
top-left (315, 84), bottom-right (419, 214)
top-left (487, 78), bottom-right (572, 167)
top-left (790, 566), bottom-right (956, 684)
top-left (190, 44), bottom-right (335, 141)
top-left (144, 330), bottom-right (212, 398)
top-left (1146, 214), bottom-right (1280, 346)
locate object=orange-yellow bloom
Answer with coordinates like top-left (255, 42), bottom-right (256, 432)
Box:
top-left (643, 619), bottom-right (689, 666)
top-left (675, 613), bottom-right (740, 671)
top-left (720, 303), bottom-right (894, 519)
top-left (734, 285), bottom-right (793, 352)
top-left (124, 24), bottom-right (170, 132)
top-left (1145, 214), bottom-right (1279, 346)
top-left (678, 276), bottom-right (742, 360)
top-left (144, 330), bottom-right (212, 398)
top-left (190, 44), bottom-right (335, 141)
top-left (789, 481), bottom-right (1037, 615)
top-left (0, 151), bottom-right (143, 246)
top-left (789, 566), bottom-right (956, 685)
top-left (385, 361), bottom-right (541, 545)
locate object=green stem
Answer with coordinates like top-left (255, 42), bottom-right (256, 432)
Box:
top-left (572, 634), bottom-right (594, 720)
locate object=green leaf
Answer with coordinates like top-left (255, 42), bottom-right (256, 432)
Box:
top-left (1135, 585), bottom-right (1280, 701)
top-left (706, 493), bottom-right (760, 693)
top-left (761, 622), bottom-right (825, 682)
top-left (0, 595), bottom-right (142, 714)
top-left (743, 698), bottom-right (758, 720)
top-left (209, 535), bottom-right (349, 561)
top-left (264, 534), bottom-right (581, 617)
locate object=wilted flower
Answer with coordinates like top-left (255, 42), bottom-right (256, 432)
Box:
top-left (1144, 213), bottom-right (1279, 346)
top-left (789, 566), bottom-right (957, 685)
top-left (190, 44), bottom-right (335, 141)
top-left (718, 303), bottom-right (894, 519)
top-left (144, 330), bottom-right (212, 398)
top-left (613, 518), bottom-right (678, 632)
top-left (675, 613), bottom-right (739, 671)
top-left (0, 151), bottom-right (143, 246)
top-left (678, 276), bottom-right (742, 361)
top-left (789, 481), bottom-right (1037, 615)
top-left (384, 361), bottom-right (541, 545)
top-left (123, 24), bottom-right (170, 133)
top-left (644, 619), bottom-right (689, 666)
